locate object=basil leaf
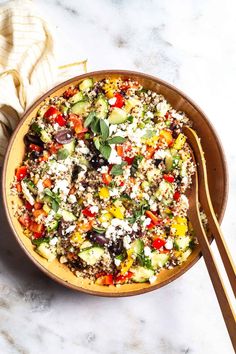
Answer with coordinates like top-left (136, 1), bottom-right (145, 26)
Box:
top-left (99, 144), bottom-right (111, 160)
top-left (44, 188), bottom-right (53, 197)
top-left (110, 162), bottom-right (127, 176)
top-left (91, 117), bottom-right (101, 134)
top-left (107, 136), bottom-right (126, 144)
top-left (127, 115), bottom-right (134, 123)
top-left (51, 199), bottom-right (59, 212)
top-left (93, 137), bottom-right (100, 150)
top-left (57, 148), bottom-right (69, 160)
top-left (84, 111), bottom-right (96, 128)
top-left (131, 155), bottom-right (144, 176)
top-left (100, 119), bottom-right (109, 140)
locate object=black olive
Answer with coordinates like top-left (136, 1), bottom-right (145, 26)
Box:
top-left (90, 155), bottom-right (108, 169)
top-left (176, 175), bottom-right (182, 185)
top-left (154, 159), bottom-right (162, 167)
top-left (108, 239), bottom-right (124, 255)
top-left (54, 129), bottom-right (73, 144)
top-left (30, 151), bottom-right (42, 160)
top-left (72, 165), bottom-right (83, 181)
top-left (24, 133), bottom-right (44, 147)
top-left (88, 232), bottom-right (108, 246)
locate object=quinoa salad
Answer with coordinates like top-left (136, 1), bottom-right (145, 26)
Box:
top-left (12, 77), bottom-right (196, 286)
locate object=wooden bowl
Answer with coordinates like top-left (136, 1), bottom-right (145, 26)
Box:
top-left (2, 70), bottom-right (228, 297)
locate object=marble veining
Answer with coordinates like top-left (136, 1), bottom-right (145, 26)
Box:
top-left (0, 0), bottom-right (235, 353)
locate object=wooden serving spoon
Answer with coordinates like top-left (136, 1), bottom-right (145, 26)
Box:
top-left (183, 126), bottom-right (236, 351)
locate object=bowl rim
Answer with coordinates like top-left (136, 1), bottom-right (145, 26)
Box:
top-left (2, 69), bottom-right (229, 297)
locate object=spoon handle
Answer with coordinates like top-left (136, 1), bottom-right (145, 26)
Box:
top-left (189, 205), bottom-right (236, 352)
top-left (183, 126), bottom-right (236, 297)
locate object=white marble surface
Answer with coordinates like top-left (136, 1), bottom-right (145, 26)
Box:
top-left (0, 0), bottom-right (236, 353)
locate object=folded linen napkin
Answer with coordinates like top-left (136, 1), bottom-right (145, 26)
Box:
top-left (0, 0), bottom-right (87, 163)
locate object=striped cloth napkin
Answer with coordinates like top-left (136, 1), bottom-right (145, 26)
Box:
top-left (0, 0), bottom-right (87, 163)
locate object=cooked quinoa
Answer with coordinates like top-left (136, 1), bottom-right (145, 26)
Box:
top-left (12, 77), bottom-right (196, 286)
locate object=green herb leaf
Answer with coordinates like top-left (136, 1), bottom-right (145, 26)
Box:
top-left (110, 162), bottom-right (127, 176)
top-left (32, 237), bottom-right (50, 246)
top-left (99, 144), bottom-right (111, 160)
top-left (57, 148), bottom-right (70, 160)
top-left (100, 119), bottom-right (109, 140)
top-left (84, 111), bottom-right (96, 127)
top-left (44, 188), bottom-right (53, 197)
top-left (92, 227), bottom-right (106, 234)
top-left (51, 199), bottom-right (59, 212)
top-left (131, 155), bottom-right (144, 176)
top-left (107, 136), bottom-right (126, 144)
top-left (31, 122), bottom-right (42, 134)
top-left (91, 117), bottom-right (101, 134)
top-left (93, 137), bottom-right (100, 150)
top-left (127, 115), bottom-right (134, 123)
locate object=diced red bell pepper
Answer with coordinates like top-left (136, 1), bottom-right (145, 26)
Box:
top-left (44, 106), bottom-right (60, 121)
top-left (147, 222), bottom-right (155, 230)
top-left (25, 201), bottom-right (33, 211)
top-left (29, 222), bottom-right (44, 234)
top-left (115, 271), bottom-right (133, 284)
top-left (49, 143), bottom-right (63, 154)
top-left (96, 274), bottom-right (114, 285)
top-left (82, 206), bottom-right (97, 218)
top-left (18, 213), bottom-right (31, 228)
top-left (163, 174), bottom-right (175, 183)
top-left (33, 232), bottom-right (44, 239)
top-left (173, 191), bottom-right (181, 201)
top-left (152, 237), bottom-right (166, 250)
top-left (55, 114), bottom-right (67, 126)
top-left (29, 144), bottom-right (42, 152)
top-left (145, 211), bottom-right (161, 226)
top-left (111, 93), bottom-right (124, 108)
top-left (102, 173), bottom-right (112, 185)
top-left (119, 181), bottom-right (125, 187)
top-left (124, 156), bottom-right (134, 165)
top-left (69, 114), bottom-right (88, 134)
top-left (15, 166), bottom-right (28, 181)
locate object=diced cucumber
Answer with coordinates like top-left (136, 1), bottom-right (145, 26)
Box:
top-left (40, 130), bottom-right (52, 143)
top-left (174, 236), bottom-right (191, 251)
top-left (151, 252), bottom-right (169, 269)
top-left (131, 266), bottom-right (154, 283)
top-left (124, 97), bottom-right (142, 113)
top-left (60, 104), bottom-right (69, 115)
top-left (58, 209), bottom-right (77, 222)
top-left (131, 239), bottom-right (144, 255)
top-left (95, 95), bottom-right (109, 119)
top-left (78, 247), bottom-right (104, 265)
top-left (71, 101), bottom-right (91, 116)
top-left (64, 140), bottom-right (75, 154)
top-left (165, 155), bottom-right (173, 172)
top-left (108, 107), bottom-right (127, 124)
top-left (79, 78), bottom-right (93, 91)
top-left (80, 240), bottom-right (93, 250)
top-left (47, 220), bottom-right (58, 232)
top-left (36, 242), bottom-right (56, 262)
top-left (68, 91), bottom-right (84, 104)
top-left (21, 180), bottom-right (35, 205)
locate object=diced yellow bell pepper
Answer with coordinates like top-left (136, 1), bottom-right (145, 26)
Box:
top-left (171, 223), bottom-right (188, 236)
top-left (43, 203), bottom-right (51, 215)
top-left (99, 187), bottom-right (110, 199)
top-left (71, 232), bottom-right (84, 245)
top-left (173, 133), bottom-right (186, 150)
top-left (173, 216), bottom-right (187, 224)
top-left (98, 212), bottom-right (113, 223)
top-left (160, 130), bottom-right (173, 146)
top-left (108, 205), bottom-right (124, 219)
top-left (145, 135), bottom-right (159, 147)
top-left (120, 257), bottom-right (134, 275)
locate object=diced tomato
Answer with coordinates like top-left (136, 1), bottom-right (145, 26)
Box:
top-left (33, 232), bottom-right (44, 239)
top-left (115, 271), bottom-right (133, 284)
top-left (116, 145), bottom-right (124, 157)
top-left (82, 207), bottom-right (97, 218)
top-left (119, 181), bottom-right (125, 187)
top-left (102, 173), bottom-right (112, 185)
top-left (147, 222), bottom-right (155, 230)
top-left (63, 87), bottom-right (78, 99)
top-left (29, 144), bottom-right (42, 152)
top-left (15, 166), bottom-right (28, 181)
top-left (69, 114), bottom-right (88, 134)
top-left (55, 114), bottom-right (67, 126)
top-left (43, 178), bottom-right (53, 188)
top-left (44, 106), bottom-right (60, 121)
top-left (145, 211), bottom-right (161, 226)
top-left (96, 274), bottom-right (113, 285)
top-left (18, 213), bottom-right (31, 228)
top-left (173, 191), bottom-right (181, 201)
top-left (152, 237), bottom-right (166, 250)
top-left (111, 93), bottom-right (124, 108)
top-left (95, 272), bottom-right (106, 279)
top-left (163, 174), bottom-right (175, 183)
top-left (124, 156), bottom-right (134, 165)
top-left (49, 143), bottom-right (63, 154)
top-left (34, 202), bottom-right (43, 210)
top-left (25, 201), bottom-right (33, 211)
top-left (146, 146), bottom-right (155, 159)
top-left (29, 222), bottom-right (44, 234)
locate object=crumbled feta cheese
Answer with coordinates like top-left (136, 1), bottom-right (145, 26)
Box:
top-left (60, 256), bottom-right (68, 264)
top-left (145, 111), bottom-right (154, 119)
top-left (53, 180), bottom-right (70, 195)
top-left (132, 223), bottom-right (138, 232)
top-left (21, 181), bottom-right (35, 205)
top-left (165, 239), bottom-right (173, 250)
top-left (68, 194), bottom-right (77, 204)
top-left (108, 147), bottom-right (122, 165)
top-left (49, 237), bottom-right (58, 246)
top-left (123, 235), bottom-right (132, 249)
top-left (98, 165), bottom-right (109, 174)
top-left (65, 225), bottom-right (76, 234)
top-left (149, 275), bottom-right (157, 284)
top-left (109, 188), bottom-right (119, 197)
top-left (179, 194), bottom-right (189, 209)
top-left (53, 123), bottom-right (59, 131)
top-left (114, 258), bottom-right (121, 267)
top-left (144, 246), bottom-right (152, 257)
top-left (143, 218), bottom-right (151, 227)
top-left (90, 205), bottom-right (99, 214)
top-left (37, 179), bottom-right (44, 194)
top-left (108, 97), bottom-right (116, 105)
top-left (154, 149), bottom-right (168, 160)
